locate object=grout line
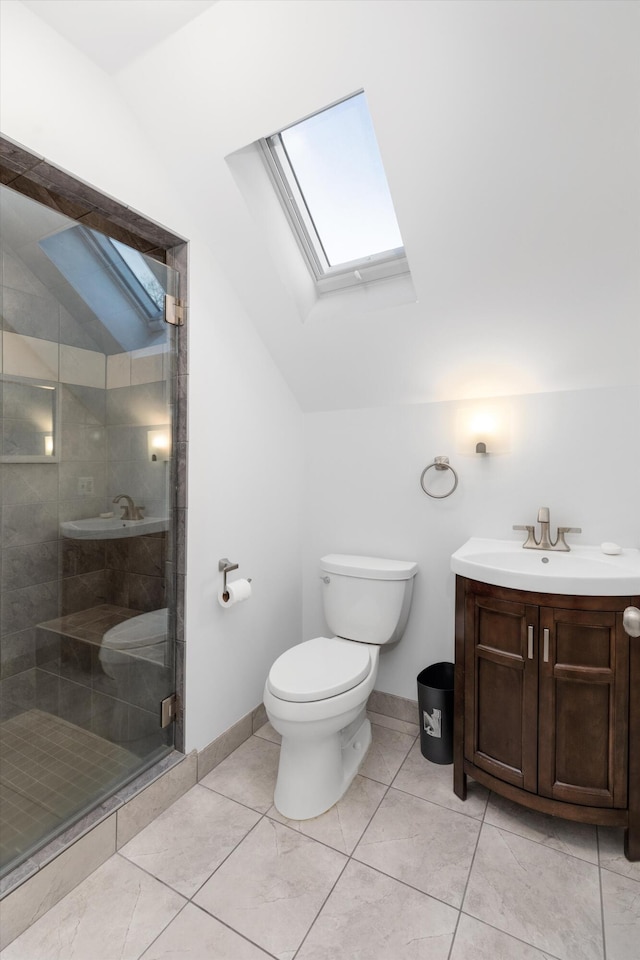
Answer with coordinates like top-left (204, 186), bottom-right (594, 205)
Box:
top-left (346, 855), bottom-right (466, 916)
top-left (184, 813), bottom-right (266, 904)
top-left (390, 781), bottom-right (487, 823)
top-left (290, 853), bottom-right (350, 959)
top-left (132, 896), bottom-right (191, 960)
top-left (479, 815), bottom-right (600, 869)
top-left (113, 850), bottom-right (190, 904)
top-left (446, 811), bottom-right (484, 960)
top-left (189, 901), bottom-right (280, 960)
top-left (291, 778), bottom-right (394, 959)
top-left (118, 840), bottom-right (281, 960)
top-left (598, 827), bottom-right (608, 960)
top-left (455, 912), bottom-right (567, 960)
top-left (262, 780), bottom-right (387, 860)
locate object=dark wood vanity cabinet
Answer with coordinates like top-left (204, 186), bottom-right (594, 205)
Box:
top-left (454, 577), bottom-right (640, 860)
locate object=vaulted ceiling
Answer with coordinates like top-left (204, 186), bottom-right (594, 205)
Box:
top-left (21, 0), bottom-right (219, 74)
top-left (11, 1), bottom-right (640, 411)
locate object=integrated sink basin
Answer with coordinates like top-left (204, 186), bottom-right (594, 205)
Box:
top-left (451, 537), bottom-right (640, 596)
top-left (60, 516), bottom-right (168, 540)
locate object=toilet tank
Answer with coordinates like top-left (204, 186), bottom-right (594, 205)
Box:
top-left (320, 554), bottom-right (418, 645)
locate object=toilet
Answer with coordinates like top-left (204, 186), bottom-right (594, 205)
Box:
top-left (99, 607), bottom-right (168, 683)
top-left (264, 554), bottom-right (418, 820)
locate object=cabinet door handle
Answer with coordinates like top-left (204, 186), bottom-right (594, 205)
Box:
top-left (623, 607), bottom-right (640, 638)
top-left (543, 627), bottom-right (550, 662)
top-left (527, 625), bottom-right (534, 659)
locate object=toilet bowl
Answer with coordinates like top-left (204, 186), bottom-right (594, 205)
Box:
top-left (264, 554), bottom-right (417, 820)
top-left (99, 608), bottom-right (168, 681)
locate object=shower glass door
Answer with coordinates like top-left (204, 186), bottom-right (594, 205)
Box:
top-left (0, 184), bottom-right (178, 877)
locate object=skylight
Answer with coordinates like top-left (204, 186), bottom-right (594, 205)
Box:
top-left (261, 92), bottom-right (409, 293)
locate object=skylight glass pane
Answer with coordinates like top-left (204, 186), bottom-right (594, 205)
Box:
top-left (280, 93), bottom-right (403, 267)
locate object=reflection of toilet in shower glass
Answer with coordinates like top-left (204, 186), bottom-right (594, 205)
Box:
top-left (99, 608), bottom-right (168, 688)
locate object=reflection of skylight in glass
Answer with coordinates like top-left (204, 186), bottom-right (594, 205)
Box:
top-left (39, 225), bottom-right (168, 351)
top-left (261, 92), bottom-right (409, 292)
top-left (111, 239), bottom-right (165, 311)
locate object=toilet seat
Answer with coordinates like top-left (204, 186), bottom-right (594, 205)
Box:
top-left (267, 636), bottom-right (372, 703)
top-left (102, 608), bottom-right (168, 650)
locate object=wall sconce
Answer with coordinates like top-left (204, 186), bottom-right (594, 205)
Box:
top-left (455, 402), bottom-right (511, 457)
top-left (44, 435), bottom-right (54, 457)
top-left (147, 428), bottom-right (171, 463)
top-left (469, 411), bottom-right (498, 455)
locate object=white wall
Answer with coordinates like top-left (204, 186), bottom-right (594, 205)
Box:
top-left (304, 386), bottom-right (640, 700)
top-left (0, 0), bottom-right (305, 752)
top-left (185, 239), bottom-right (303, 749)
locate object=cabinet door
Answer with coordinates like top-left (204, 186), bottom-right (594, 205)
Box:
top-left (465, 594), bottom-right (539, 791)
top-left (538, 608), bottom-right (629, 808)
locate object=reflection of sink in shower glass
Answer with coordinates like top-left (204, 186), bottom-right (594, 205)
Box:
top-left (60, 517), bottom-right (168, 539)
top-left (99, 608), bottom-right (168, 681)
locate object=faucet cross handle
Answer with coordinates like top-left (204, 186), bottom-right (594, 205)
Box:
top-left (513, 524), bottom-right (538, 549)
top-left (555, 526), bottom-right (582, 551)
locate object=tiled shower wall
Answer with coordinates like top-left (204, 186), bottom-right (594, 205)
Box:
top-left (1, 238), bottom-right (107, 688)
top-left (0, 240), bottom-right (170, 698)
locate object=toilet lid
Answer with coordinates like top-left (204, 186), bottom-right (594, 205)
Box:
top-left (267, 637), bottom-right (372, 703)
top-left (102, 608), bottom-right (168, 650)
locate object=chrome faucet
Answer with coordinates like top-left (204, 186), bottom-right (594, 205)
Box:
top-left (513, 507), bottom-right (581, 552)
top-left (112, 494), bottom-right (145, 521)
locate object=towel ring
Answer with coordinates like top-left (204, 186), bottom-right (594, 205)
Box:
top-left (420, 456), bottom-right (459, 499)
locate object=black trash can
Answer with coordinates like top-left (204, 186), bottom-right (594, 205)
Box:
top-left (417, 662), bottom-right (454, 764)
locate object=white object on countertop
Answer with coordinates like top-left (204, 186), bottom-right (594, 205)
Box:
top-left (601, 542), bottom-right (622, 555)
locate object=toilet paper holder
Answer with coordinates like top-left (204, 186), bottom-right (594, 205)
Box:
top-left (218, 558), bottom-right (252, 602)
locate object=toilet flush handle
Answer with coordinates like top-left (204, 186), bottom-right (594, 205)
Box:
top-left (320, 576), bottom-right (330, 584)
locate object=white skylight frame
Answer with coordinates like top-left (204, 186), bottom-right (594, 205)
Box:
top-left (260, 92), bottom-right (410, 294)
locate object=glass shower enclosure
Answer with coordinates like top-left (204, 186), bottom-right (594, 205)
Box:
top-left (0, 184), bottom-right (178, 877)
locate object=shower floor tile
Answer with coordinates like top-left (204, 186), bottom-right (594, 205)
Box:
top-left (0, 709), bottom-right (139, 869)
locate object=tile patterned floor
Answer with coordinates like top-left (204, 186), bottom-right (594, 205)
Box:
top-left (3, 714), bottom-right (639, 960)
top-left (0, 710), bottom-right (138, 869)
